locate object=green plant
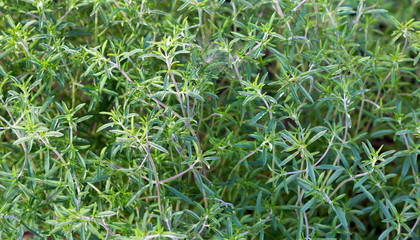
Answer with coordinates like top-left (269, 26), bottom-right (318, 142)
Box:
top-left (0, 0), bottom-right (419, 239)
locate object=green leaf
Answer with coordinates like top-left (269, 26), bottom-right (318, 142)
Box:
top-left (162, 232), bottom-right (187, 238)
top-left (378, 227), bottom-right (394, 240)
top-left (187, 91), bottom-right (204, 101)
top-left (359, 185), bottom-right (376, 203)
top-left (250, 111), bottom-right (266, 125)
top-left (307, 162), bottom-right (316, 185)
top-left (307, 130), bottom-right (327, 145)
top-left (44, 131), bottom-right (64, 137)
top-left (76, 115), bottom-right (93, 123)
top-left (379, 201), bottom-right (392, 219)
top-left (365, 9), bottom-right (388, 14)
top-left (297, 83), bottom-right (313, 103)
top-left (96, 211), bottom-right (116, 217)
top-left (238, 0), bottom-right (253, 8)
top-left (326, 169), bottom-right (343, 186)
top-left (336, 150), bottom-right (349, 169)
top-left (233, 141), bottom-right (254, 148)
top-left (370, 129), bottom-right (393, 138)
top-left (126, 185), bottom-right (149, 207)
top-left (281, 151), bottom-right (299, 166)
top-left (353, 175), bottom-right (369, 190)
top-left (301, 197), bottom-right (317, 212)
top-left (18, 182), bottom-right (36, 199)
top-left (0, 64), bottom-right (6, 77)
top-left (333, 205), bottom-right (348, 228)
top-left (97, 123), bottom-right (114, 132)
top-left (256, 191), bottom-right (262, 215)
top-left (22, 222), bottom-right (43, 238)
top-left (76, 152), bottom-right (86, 170)
top-left (166, 185), bottom-right (193, 204)
top-left (90, 0), bottom-right (105, 16)
top-left (30, 34), bottom-right (52, 40)
top-left (13, 137), bottom-right (31, 145)
top-left (148, 142), bottom-right (168, 153)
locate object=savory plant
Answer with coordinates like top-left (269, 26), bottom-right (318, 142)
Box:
top-left (0, 0), bottom-right (419, 239)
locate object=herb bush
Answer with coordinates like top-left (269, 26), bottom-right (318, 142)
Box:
top-left (0, 0), bottom-right (419, 239)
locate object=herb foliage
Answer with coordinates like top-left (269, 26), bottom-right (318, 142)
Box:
top-left (0, 0), bottom-right (419, 239)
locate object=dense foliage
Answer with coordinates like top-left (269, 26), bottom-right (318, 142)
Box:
top-left (0, 0), bottom-right (419, 239)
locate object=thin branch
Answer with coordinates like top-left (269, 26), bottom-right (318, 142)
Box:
top-left (404, 217), bottom-right (420, 240)
top-left (292, 0), bottom-right (307, 12)
top-left (314, 137), bottom-right (334, 167)
top-left (58, 7), bottom-right (73, 22)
